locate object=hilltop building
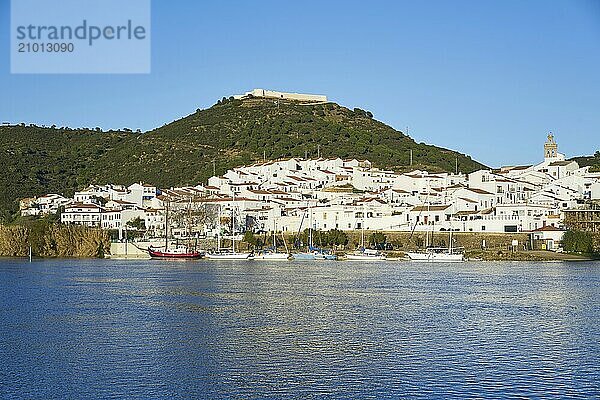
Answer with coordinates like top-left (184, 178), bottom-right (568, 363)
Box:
top-left (233, 88), bottom-right (327, 103)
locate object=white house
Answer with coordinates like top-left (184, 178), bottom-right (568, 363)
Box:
top-left (61, 203), bottom-right (104, 227)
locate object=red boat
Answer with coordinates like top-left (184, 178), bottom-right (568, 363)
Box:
top-left (149, 202), bottom-right (204, 259)
top-left (148, 245), bottom-right (204, 259)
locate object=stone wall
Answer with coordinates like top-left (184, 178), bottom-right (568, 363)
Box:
top-left (277, 230), bottom-right (530, 252)
top-left (337, 231), bottom-right (530, 251)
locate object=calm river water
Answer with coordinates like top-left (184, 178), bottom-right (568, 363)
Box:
top-left (0, 259), bottom-right (599, 399)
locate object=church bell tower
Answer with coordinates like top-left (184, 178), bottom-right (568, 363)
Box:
top-left (544, 133), bottom-right (558, 160)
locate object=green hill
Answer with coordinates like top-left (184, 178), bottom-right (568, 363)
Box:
top-left (0, 96), bottom-right (487, 222)
top-left (570, 152), bottom-right (600, 172)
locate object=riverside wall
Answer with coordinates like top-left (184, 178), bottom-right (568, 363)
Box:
top-left (4, 225), bottom-right (599, 259)
top-left (342, 231), bottom-right (531, 252)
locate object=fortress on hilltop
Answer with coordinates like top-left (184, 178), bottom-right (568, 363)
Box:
top-left (233, 88), bottom-right (327, 103)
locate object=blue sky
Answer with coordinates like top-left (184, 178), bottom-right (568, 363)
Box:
top-left (1, 0), bottom-right (599, 167)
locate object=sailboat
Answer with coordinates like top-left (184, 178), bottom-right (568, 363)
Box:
top-left (405, 234), bottom-right (464, 262)
top-left (406, 200), bottom-right (464, 262)
top-left (254, 222), bottom-right (290, 260)
top-left (149, 199), bottom-right (204, 259)
top-left (345, 208), bottom-right (386, 261)
top-left (206, 194), bottom-right (253, 260)
top-left (293, 205), bottom-right (336, 260)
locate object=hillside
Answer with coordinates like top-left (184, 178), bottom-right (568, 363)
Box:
top-left (570, 152), bottom-right (600, 172)
top-left (0, 97), bottom-right (486, 222)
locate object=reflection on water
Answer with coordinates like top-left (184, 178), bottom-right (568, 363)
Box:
top-left (1, 259), bottom-right (599, 398)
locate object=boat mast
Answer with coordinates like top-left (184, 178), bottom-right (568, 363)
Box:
top-left (232, 192), bottom-right (236, 254)
top-left (282, 231), bottom-right (289, 253)
top-left (273, 220), bottom-right (277, 250)
top-left (308, 203), bottom-right (313, 250)
top-left (361, 203), bottom-right (366, 250)
top-left (165, 199), bottom-right (169, 250)
top-left (427, 180), bottom-right (433, 248)
top-left (217, 204), bottom-right (221, 251)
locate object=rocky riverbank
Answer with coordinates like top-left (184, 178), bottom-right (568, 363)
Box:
top-left (464, 249), bottom-right (596, 262)
top-left (0, 224), bottom-right (110, 258)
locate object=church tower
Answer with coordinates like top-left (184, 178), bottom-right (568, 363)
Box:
top-left (544, 133), bottom-right (558, 160)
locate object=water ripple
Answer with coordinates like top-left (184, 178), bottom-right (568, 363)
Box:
top-left (0, 259), bottom-right (599, 399)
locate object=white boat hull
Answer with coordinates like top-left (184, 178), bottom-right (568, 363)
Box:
top-left (294, 252), bottom-right (337, 260)
top-left (205, 252), bottom-right (253, 260)
top-left (253, 253), bottom-right (290, 260)
top-left (345, 254), bottom-right (386, 261)
top-left (406, 252), bottom-right (464, 262)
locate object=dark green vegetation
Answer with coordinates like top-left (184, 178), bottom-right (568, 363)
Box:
top-left (570, 151), bottom-right (600, 172)
top-left (1, 97), bottom-right (487, 222)
top-left (296, 228), bottom-right (350, 248)
top-left (562, 230), bottom-right (595, 254)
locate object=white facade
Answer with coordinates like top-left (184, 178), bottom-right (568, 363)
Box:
top-left (61, 203), bottom-right (104, 227)
top-left (233, 88), bottom-right (327, 103)
top-left (20, 194), bottom-right (72, 216)
top-left (26, 134), bottom-right (599, 236)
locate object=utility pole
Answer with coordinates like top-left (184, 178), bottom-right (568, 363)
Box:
top-left (317, 144), bottom-right (320, 158)
top-left (455, 156), bottom-right (458, 174)
top-left (212, 159), bottom-right (216, 176)
top-left (410, 149), bottom-right (413, 166)
top-left (263, 150), bottom-right (266, 161)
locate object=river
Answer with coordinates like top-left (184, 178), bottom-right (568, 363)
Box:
top-left (1, 259), bottom-right (598, 398)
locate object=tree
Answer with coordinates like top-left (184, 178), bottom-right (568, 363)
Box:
top-left (562, 230), bottom-right (593, 253)
top-left (90, 195), bottom-right (108, 206)
top-left (243, 231), bottom-right (257, 248)
top-left (370, 231), bottom-right (387, 246)
top-left (327, 229), bottom-right (348, 246)
top-left (126, 216), bottom-right (146, 231)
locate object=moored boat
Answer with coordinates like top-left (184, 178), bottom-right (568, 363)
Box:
top-left (406, 247), bottom-right (464, 262)
top-left (206, 193), bottom-right (253, 260)
top-left (205, 250), bottom-right (253, 260)
top-left (346, 212), bottom-right (386, 261)
top-left (148, 200), bottom-right (203, 259)
top-left (345, 248), bottom-right (386, 261)
top-left (293, 247), bottom-right (337, 260)
top-left (253, 250), bottom-right (290, 260)
top-left (148, 245), bottom-right (204, 259)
